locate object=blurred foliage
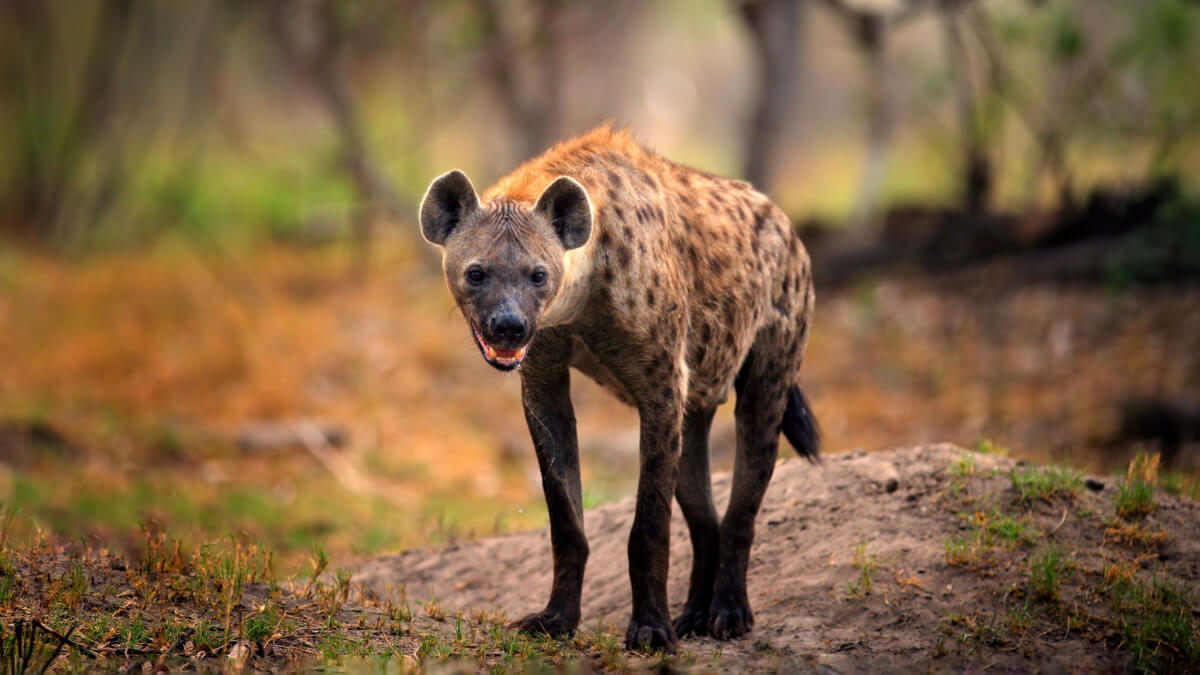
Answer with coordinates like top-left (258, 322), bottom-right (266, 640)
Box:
top-left (1105, 187), bottom-right (1200, 288)
top-left (0, 0), bottom-right (1198, 569)
top-left (0, 0), bottom-right (1197, 248)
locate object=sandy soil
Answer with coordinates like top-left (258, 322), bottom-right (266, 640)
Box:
top-left (355, 444), bottom-right (1200, 671)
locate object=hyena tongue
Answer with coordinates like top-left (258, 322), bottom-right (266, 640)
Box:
top-left (493, 346), bottom-right (524, 360)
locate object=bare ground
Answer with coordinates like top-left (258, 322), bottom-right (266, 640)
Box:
top-left (355, 444), bottom-right (1200, 671)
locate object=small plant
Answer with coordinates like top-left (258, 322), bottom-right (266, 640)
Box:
top-left (1159, 470), bottom-right (1200, 500)
top-left (243, 604), bottom-right (281, 643)
top-left (846, 543), bottom-right (879, 597)
top-left (122, 615), bottom-right (148, 650)
top-left (319, 633), bottom-right (362, 660)
top-left (1115, 481), bottom-right (1157, 520)
top-left (81, 614), bottom-right (112, 647)
top-left (944, 536), bottom-right (973, 566)
top-left (307, 544), bottom-right (329, 584)
top-left (975, 438), bottom-right (1009, 456)
top-left (0, 550), bottom-right (17, 606)
top-left (387, 602), bottom-right (414, 624)
top-left (943, 611), bottom-right (1007, 649)
top-left (193, 618), bottom-right (223, 652)
top-left (1029, 546), bottom-right (1072, 602)
top-left (1115, 453), bottom-right (1160, 520)
top-left (951, 454), bottom-right (977, 478)
top-left (423, 595), bottom-right (447, 621)
top-left (1010, 465), bottom-right (1083, 504)
top-left (1104, 519), bottom-right (1169, 548)
top-left (985, 511), bottom-right (1040, 548)
top-left (1006, 599), bottom-right (1033, 634)
top-left (590, 629), bottom-right (624, 671)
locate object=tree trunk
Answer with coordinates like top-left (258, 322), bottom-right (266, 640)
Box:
top-left (850, 13), bottom-right (890, 228)
top-left (940, 7), bottom-right (992, 214)
top-left (738, 0), bottom-right (801, 195)
top-left (269, 0), bottom-right (412, 277)
top-left (475, 0), bottom-right (565, 163)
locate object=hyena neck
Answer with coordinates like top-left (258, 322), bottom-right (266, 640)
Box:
top-left (539, 223), bottom-right (600, 328)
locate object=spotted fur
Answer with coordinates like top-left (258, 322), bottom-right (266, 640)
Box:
top-left (419, 124), bottom-right (817, 652)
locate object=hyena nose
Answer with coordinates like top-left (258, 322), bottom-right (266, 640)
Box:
top-left (489, 313), bottom-right (528, 346)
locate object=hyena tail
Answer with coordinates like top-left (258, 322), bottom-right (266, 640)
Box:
top-left (781, 385), bottom-right (820, 462)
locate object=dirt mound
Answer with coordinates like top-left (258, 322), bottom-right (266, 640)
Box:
top-left (356, 444), bottom-right (1200, 670)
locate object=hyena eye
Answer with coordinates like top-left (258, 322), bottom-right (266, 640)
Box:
top-left (466, 267), bottom-right (485, 285)
top-left (530, 270), bottom-right (547, 286)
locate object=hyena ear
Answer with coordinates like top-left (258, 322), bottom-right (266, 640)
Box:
top-left (419, 170), bottom-right (480, 246)
top-left (535, 176), bottom-right (592, 251)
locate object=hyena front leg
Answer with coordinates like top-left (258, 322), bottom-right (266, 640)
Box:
top-left (512, 334), bottom-right (588, 636)
top-left (612, 339), bottom-right (689, 653)
top-left (672, 407), bottom-right (720, 638)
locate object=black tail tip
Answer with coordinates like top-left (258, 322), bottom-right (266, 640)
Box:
top-left (782, 385), bottom-right (820, 462)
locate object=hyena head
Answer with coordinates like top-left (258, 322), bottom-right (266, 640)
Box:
top-left (419, 170), bottom-right (592, 371)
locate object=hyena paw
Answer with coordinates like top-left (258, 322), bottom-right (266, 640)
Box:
top-left (672, 603), bottom-right (710, 638)
top-left (624, 615), bottom-right (678, 653)
top-left (708, 591), bottom-right (754, 640)
top-left (510, 609), bottom-right (577, 637)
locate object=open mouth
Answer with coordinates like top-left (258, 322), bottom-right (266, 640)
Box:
top-left (471, 324), bottom-right (529, 371)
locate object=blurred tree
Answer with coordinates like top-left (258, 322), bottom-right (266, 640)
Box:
top-left (737, 0), bottom-right (804, 196)
top-left (818, 0), bottom-right (983, 223)
top-left (268, 0), bottom-right (413, 273)
top-left (967, 0), bottom-right (1200, 210)
top-left (0, 2), bottom-right (247, 248)
top-left (939, 3), bottom-right (997, 213)
top-left (473, 0), bottom-right (566, 163)
top-left (1, 0), bottom-right (134, 243)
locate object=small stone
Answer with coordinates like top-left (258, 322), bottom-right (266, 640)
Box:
top-left (885, 478), bottom-right (899, 493)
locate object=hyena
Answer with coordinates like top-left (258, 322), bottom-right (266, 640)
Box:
top-left (418, 125), bottom-right (817, 652)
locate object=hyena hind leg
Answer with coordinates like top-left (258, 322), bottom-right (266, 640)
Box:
top-left (709, 329), bottom-right (803, 640)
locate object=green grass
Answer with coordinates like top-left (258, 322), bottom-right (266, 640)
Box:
top-left (951, 454), bottom-right (977, 479)
top-left (943, 611), bottom-right (1008, 652)
top-left (1006, 599), bottom-right (1034, 634)
top-left (1115, 452), bottom-right (1162, 520)
top-left (944, 509), bottom-right (1041, 566)
top-left (242, 604), bottom-right (284, 643)
top-left (1029, 546), bottom-right (1072, 602)
top-left (1110, 571), bottom-right (1200, 672)
top-left (1160, 470), bottom-right (1200, 500)
top-left (1010, 465), bottom-right (1084, 504)
top-left (1115, 480), bottom-right (1158, 520)
top-left (974, 439), bottom-right (1009, 456)
top-left (846, 543), bottom-right (879, 597)
top-left (944, 536), bottom-right (973, 566)
top-left (0, 552), bottom-right (15, 606)
top-left (0, 524), bottom-right (649, 670)
top-left (984, 511), bottom-right (1040, 548)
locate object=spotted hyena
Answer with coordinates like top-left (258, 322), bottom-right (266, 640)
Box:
top-left (418, 125), bottom-right (817, 652)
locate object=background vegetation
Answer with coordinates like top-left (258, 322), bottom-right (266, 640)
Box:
top-left (0, 0), bottom-right (1197, 594)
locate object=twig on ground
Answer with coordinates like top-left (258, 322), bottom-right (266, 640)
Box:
top-left (28, 620), bottom-right (97, 660)
top-left (1050, 508), bottom-right (1069, 533)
